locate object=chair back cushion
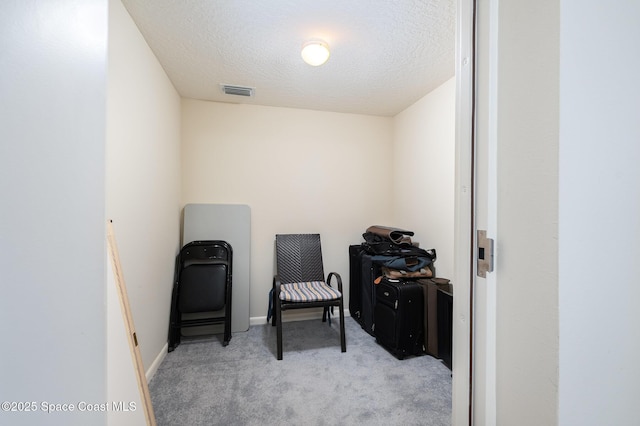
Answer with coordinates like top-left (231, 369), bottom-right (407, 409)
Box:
top-left (276, 234), bottom-right (325, 283)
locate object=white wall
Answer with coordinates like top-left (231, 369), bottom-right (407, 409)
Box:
top-left (558, 1), bottom-right (640, 424)
top-left (181, 100), bottom-right (394, 317)
top-left (392, 77), bottom-right (456, 279)
top-left (0, 1), bottom-right (108, 425)
top-left (107, 0), bottom-right (181, 386)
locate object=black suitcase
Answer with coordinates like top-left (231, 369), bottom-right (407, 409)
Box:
top-left (374, 277), bottom-right (425, 359)
top-left (349, 245), bottom-right (381, 336)
top-left (349, 244), bottom-right (365, 323)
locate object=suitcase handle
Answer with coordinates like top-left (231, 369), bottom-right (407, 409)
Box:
top-left (381, 291), bottom-right (398, 309)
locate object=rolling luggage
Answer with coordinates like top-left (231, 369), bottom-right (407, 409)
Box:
top-left (349, 245), bottom-right (380, 336)
top-left (374, 277), bottom-right (424, 359)
top-left (437, 285), bottom-right (453, 369)
top-left (349, 245), bottom-right (364, 323)
top-left (417, 278), bottom-right (453, 367)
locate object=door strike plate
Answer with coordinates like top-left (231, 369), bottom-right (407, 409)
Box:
top-left (477, 230), bottom-right (494, 278)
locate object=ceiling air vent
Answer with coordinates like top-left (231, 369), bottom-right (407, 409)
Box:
top-left (220, 84), bottom-right (255, 97)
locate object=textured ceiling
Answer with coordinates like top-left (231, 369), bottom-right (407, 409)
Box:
top-left (120, 0), bottom-right (456, 117)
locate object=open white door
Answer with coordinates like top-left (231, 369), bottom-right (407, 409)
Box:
top-left (451, 0), bottom-right (476, 424)
top-left (453, 0), bottom-right (499, 424)
top-left (468, 0), bottom-right (498, 424)
top-left (464, 2), bottom-right (562, 425)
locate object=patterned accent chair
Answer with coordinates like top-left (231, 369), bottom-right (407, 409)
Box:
top-left (271, 234), bottom-right (346, 360)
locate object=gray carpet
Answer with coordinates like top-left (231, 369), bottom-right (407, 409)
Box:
top-left (149, 317), bottom-right (452, 426)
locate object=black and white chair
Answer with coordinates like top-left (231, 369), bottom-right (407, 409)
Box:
top-left (271, 234), bottom-right (346, 360)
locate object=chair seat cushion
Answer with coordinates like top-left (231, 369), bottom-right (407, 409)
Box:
top-left (279, 281), bottom-right (342, 302)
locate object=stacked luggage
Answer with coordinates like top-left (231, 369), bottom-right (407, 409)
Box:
top-left (349, 226), bottom-right (452, 364)
top-left (349, 225), bottom-right (436, 335)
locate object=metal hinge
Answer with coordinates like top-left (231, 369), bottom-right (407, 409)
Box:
top-left (477, 230), bottom-right (494, 278)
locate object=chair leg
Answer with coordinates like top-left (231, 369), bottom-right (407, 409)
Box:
top-left (224, 278), bottom-right (232, 346)
top-left (168, 281), bottom-right (181, 352)
top-left (276, 301), bottom-right (283, 360)
top-left (271, 285), bottom-right (277, 326)
top-left (339, 300), bottom-right (346, 353)
top-left (223, 308), bottom-right (231, 347)
top-left (168, 310), bottom-right (182, 352)
top-left (168, 322), bottom-right (180, 352)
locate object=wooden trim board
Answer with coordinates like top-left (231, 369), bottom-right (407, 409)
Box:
top-left (107, 220), bottom-right (156, 426)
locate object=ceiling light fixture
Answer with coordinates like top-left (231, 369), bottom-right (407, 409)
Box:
top-left (301, 40), bottom-right (330, 66)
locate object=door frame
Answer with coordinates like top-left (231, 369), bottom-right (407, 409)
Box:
top-left (453, 0), bottom-right (500, 424)
top-left (452, 0), bottom-right (476, 424)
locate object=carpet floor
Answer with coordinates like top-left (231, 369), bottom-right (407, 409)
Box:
top-left (149, 317), bottom-right (452, 426)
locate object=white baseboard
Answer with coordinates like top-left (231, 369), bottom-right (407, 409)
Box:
top-left (146, 342), bottom-right (168, 383)
top-left (250, 309), bottom-right (351, 326)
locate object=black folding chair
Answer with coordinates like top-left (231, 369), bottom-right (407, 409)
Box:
top-left (168, 240), bottom-right (232, 351)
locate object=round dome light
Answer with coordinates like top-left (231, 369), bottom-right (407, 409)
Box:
top-left (301, 40), bottom-right (330, 66)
